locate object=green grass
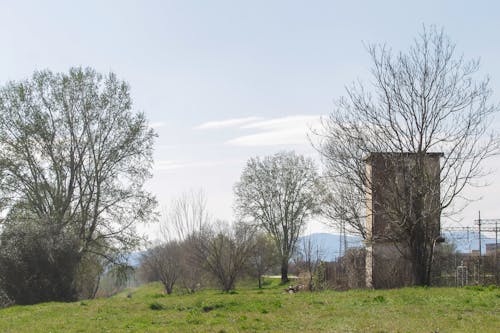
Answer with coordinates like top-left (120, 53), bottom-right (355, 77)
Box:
top-left (0, 281), bottom-right (499, 332)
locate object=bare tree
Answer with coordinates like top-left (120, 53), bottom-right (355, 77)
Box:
top-left (0, 68), bottom-right (156, 303)
top-left (234, 151), bottom-right (321, 284)
top-left (192, 222), bottom-right (255, 292)
top-left (315, 26), bottom-right (500, 286)
top-left (160, 189), bottom-right (210, 242)
top-left (321, 182), bottom-right (367, 240)
top-left (140, 241), bottom-right (182, 294)
top-left (295, 236), bottom-right (323, 291)
top-left (157, 189), bottom-right (210, 293)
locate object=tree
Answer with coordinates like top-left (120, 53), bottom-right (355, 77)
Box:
top-left (191, 222), bottom-right (255, 292)
top-left (158, 189), bottom-right (210, 293)
top-left (234, 151), bottom-right (321, 284)
top-left (295, 236), bottom-right (323, 291)
top-left (140, 241), bottom-right (182, 294)
top-left (315, 27), bottom-right (500, 286)
top-left (159, 189), bottom-right (210, 242)
top-left (0, 68), bottom-right (156, 303)
top-left (247, 232), bottom-right (279, 288)
top-left (0, 209), bottom-right (81, 304)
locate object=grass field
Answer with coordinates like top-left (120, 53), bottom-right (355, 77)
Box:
top-left (0, 280), bottom-right (499, 332)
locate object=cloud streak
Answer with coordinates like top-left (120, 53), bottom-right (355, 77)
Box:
top-left (240, 115), bottom-right (321, 130)
top-left (195, 114), bottom-right (322, 146)
top-left (194, 114), bottom-right (323, 146)
top-left (195, 117), bottom-right (262, 130)
top-left (226, 127), bottom-right (310, 146)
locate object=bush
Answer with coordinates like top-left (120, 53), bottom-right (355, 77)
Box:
top-left (0, 220), bottom-right (81, 304)
top-left (149, 302), bottom-right (165, 310)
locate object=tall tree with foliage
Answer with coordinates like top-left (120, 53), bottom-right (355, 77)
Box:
top-left (234, 151), bottom-right (321, 284)
top-left (0, 67), bottom-right (156, 304)
top-left (315, 27), bottom-right (500, 286)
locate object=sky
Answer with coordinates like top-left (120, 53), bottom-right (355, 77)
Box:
top-left (1, 0), bottom-right (500, 239)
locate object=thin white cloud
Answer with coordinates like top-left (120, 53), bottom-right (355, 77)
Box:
top-left (193, 114), bottom-right (323, 146)
top-left (195, 117), bottom-right (262, 130)
top-left (240, 115), bottom-right (321, 130)
top-left (226, 128), bottom-right (307, 146)
top-left (226, 114), bottom-right (323, 147)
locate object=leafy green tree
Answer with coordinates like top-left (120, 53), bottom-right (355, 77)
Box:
top-left (247, 232), bottom-right (279, 288)
top-left (0, 68), bottom-right (156, 304)
top-left (234, 151), bottom-right (321, 284)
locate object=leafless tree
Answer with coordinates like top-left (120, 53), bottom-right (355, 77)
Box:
top-left (157, 189), bottom-right (210, 293)
top-left (140, 241), bottom-right (182, 294)
top-left (192, 222), bottom-right (256, 292)
top-left (234, 151), bottom-right (322, 283)
top-left (295, 236), bottom-right (323, 291)
top-left (159, 189), bottom-right (210, 242)
top-left (315, 26), bottom-right (500, 286)
top-left (321, 182), bottom-right (367, 240)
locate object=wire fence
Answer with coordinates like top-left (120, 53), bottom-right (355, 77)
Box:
top-left (303, 222), bottom-right (500, 289)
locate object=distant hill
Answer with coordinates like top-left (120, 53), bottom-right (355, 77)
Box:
top-left (127, 230), bottom-right (497, 267)
top-left (126, 251), bottom-right (144, 267)
top-left (298, 233), bottom-right (363, 261)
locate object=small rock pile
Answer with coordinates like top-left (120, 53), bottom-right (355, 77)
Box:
top-left (285, 284), bottom-right (305, 293)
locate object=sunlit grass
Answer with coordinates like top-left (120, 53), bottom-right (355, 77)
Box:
top-left (0, 281), bottom-right (499, 332)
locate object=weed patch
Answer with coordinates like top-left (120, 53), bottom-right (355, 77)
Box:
top-left (149, 302), bottom-right (165, 310)
top-left (202, 302), bottom-right (225, 312)
top-left (373, 295), bottom-right (386, 303)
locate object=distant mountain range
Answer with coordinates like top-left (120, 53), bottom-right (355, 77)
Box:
top-left (299, 231), bottom-right (498, 261)
top-left (298, 233), bottom-right (362, 261)
top-left (127, 231), bottom-right (498, 267)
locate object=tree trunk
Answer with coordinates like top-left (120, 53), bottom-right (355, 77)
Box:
top-left (410, 221), bottom-right (431, 286)
top-left (164, 282), bottom-right (173, 295)
top-left (91, 274), bottom-right (101, 299)
top-left (281, 259), bottom-right (289, 284)
top-left (412, 249), bottom-right (428, 286)
top-left (258, 275), bottom-right (262, 289)
top-left (410, 178), bottom-right (431, 286)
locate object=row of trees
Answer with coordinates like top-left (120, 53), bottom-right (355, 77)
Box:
top-left (139, 191), bottom-right (279, 292)
top-left (138, 27), bottom-right (500, 293)
top-left (141, 182), bottom-right (340, 294)
top-left (1, 26), bottom-right (499, 305)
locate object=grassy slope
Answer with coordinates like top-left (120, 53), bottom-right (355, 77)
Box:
top-left (0, 280), bottom-right (499, 333)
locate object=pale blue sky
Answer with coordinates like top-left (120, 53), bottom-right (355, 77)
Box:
top-left (1, 1), bottom-right (500, 236)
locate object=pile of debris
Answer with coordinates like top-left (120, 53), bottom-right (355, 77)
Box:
top-left (284, 284), bottom-right (305, 293)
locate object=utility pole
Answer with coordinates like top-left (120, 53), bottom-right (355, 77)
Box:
top-left (478, 211), bottom-right (482, 284)
top-left (343, 221), bottom-right (347, 256)
top-left (496, 220), bottom-right (499, 285)
top-left (471, 217), bottom-right (500, 285)
top-left (338, 221), bottom-right (343, 258)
